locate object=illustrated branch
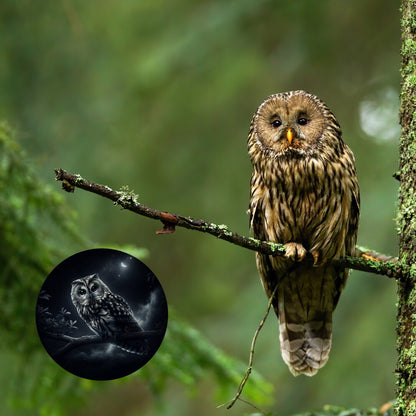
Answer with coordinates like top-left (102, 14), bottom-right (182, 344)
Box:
top-left (43, 330), bottom-right (161, 357)
top-left (55, 168), bottom-right (402, 279)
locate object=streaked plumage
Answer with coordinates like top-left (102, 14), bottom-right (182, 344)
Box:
top-left (71, 274), bottom-right (143, 354)
top-left (248, 90), bottom-right (359, 376)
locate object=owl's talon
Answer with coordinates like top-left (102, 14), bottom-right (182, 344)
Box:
top-left (284, 242), bottom-right (307, 262)
top-left (311, 250), bottom-right (326, 267)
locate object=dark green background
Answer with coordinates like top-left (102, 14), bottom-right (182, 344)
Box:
top-left (0, 0), bottom-right (399, 415)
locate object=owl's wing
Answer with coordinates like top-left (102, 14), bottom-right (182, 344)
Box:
top-left (106, 294), bottom-right (143, 334)
top-left (249, 175), bottom-right (281, 311)
top-left (249, 171), bottom-right (265, 235)
top-left (344, 154), bottom-right (360, 257)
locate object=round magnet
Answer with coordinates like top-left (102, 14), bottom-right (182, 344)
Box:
top-left (36, 248), bottom-right (168, 380)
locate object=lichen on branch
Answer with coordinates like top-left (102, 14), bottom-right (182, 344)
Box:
top-left (54, 168), bottom-right (401, 279)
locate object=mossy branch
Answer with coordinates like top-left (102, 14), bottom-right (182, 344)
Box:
top-left (55, 168), bottom-right (402, 279)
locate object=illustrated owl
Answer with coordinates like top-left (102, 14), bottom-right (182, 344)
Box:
top-left (71, 274), bottom-right (143, 344)
top-left (248, 90), bottom-right (359, 376)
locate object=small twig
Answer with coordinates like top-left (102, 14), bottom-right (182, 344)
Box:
top-left (54, 169), bottom-right (404, 279)
top-left (224, 284), bottom-right (278, 410)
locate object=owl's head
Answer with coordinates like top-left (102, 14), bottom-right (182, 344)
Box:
top-left (71, 273), bottom-right (109, 306)
top-left (249, 90), bottom-right (341, 161)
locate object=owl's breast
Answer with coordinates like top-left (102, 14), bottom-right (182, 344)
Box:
top-left (250, 156), bottom-right (343, 249)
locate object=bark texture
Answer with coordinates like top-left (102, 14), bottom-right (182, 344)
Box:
top-left (396, 1), bottom-right (416, 414)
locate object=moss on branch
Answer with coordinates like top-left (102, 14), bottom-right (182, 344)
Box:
top-left (54, 168), bottom-right (401, 279)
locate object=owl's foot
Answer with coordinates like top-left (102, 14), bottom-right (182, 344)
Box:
top-left (284, 243), bottom-right (307, 262)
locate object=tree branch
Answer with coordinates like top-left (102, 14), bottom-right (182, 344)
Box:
top-left (43, 329), bottom-right (161, 357)
top-left (54, 168), bottom-right (403, 279)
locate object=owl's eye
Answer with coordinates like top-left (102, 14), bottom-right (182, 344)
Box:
top-left (297, 117), bottom-right (308, 126)
top-left (271, 119), bottom-right (282, 128)
top-left (90, 283), bottom-right (99, 292)
top-left (78, 288), bottom-right (86, 296)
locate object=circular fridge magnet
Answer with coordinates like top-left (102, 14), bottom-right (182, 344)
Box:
top-left (36, 248), bottom-right (168, 380)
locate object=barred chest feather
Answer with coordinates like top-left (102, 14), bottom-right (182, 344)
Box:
top-left (250, 153), bottom-right (352, 260)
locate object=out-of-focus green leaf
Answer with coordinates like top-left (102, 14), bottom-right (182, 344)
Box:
top-left (291, 403), bottom-right (395, 416)
top-left (0, 123), bottom-right (272, 415)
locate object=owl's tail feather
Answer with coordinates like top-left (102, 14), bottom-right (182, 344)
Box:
top-left (276, 267), bottom-right (337, 376)
top-left (279, 316), bottom-right (332, 376)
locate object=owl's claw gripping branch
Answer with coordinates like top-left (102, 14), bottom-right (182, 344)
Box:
top-left (54, 168), bottom-right (402, 279)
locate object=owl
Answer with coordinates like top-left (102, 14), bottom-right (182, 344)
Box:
top-left (71, 273), bottom-right (143, 342)
top-left (248, 90), bottom-right (359, 376)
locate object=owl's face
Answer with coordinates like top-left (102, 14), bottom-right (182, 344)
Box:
top-left (252, 91), bottom-right (333, 158)
top-left (71, 274), bottom-right (108, 307)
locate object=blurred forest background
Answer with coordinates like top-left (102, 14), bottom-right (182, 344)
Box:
top-left (0, 0), bottom-right (400, 415)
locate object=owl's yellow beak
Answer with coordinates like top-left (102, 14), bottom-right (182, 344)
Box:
top-left (286, 128), bottom-right (294, 144)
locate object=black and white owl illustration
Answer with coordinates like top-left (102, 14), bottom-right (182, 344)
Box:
top-left (71, 273), bottom-right (143, 341)
top-left (36, 249), bottom-right (168, 380)
top-left (248, 91), bottom-right (360, 376)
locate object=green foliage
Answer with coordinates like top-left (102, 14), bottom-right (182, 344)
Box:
top-left (0, 124), bottom-right (272, 415)
top-left (0, 1), bottom-right (401, 415)
top-left (0, 121), bottom-right (83, 352)
top-left (292, 404), bottom-right (394, 416)
top-left (141, 312), bottom-right (273, 405)
top-left (242, 404), bottom-right (395, 416)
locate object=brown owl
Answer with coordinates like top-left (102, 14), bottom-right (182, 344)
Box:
top-left (248, 90), bottom-right (359, 376)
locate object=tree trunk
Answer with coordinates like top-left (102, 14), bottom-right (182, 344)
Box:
top-left (396, 1), bottom-right (416, 415)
